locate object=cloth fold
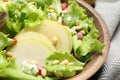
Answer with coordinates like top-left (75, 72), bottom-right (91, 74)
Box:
top-left (95, 0), bottom-right (120, 38)
top-left (91, 0), bottom-right (120, 80)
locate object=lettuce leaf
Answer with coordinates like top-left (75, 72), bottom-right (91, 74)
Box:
top-left (72, 29), bottom-right (105, 62)
top-left (52, 0), bottom-right (62, 15)
top-left (46, 52), bottom-right (84, 78)
top-left (0, 32), bottom-right (14, 51)
top-left (0, 0), bottom-right (44, 37)
top-left (63, 1), bottom-right (87, 28)
top-left (29, 0), bottom-right (52, 8)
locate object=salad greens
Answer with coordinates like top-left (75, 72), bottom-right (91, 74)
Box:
top-left (63, 1), bottom-right (87, 28)
top-left (52, 0), bottom-right (62, 15)
top-left (0, 0), bottom-right (44, 37)
top-left (0, 0), bottom-right (105, 80)
top-left (72, 30), bottom-right (104, 63)
top-left (0, 32), bottom-right (14, 51)
top-left (46, 52), bottom-right (84, 78)
top-left (28, 0), bottom-right (52, 8)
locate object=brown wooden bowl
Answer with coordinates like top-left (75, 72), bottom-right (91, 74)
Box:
top-left (66, 0), bottom-right (110, 80)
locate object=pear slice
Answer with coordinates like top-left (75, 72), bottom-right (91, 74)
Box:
top-left (20, 20), bottom-right (72, 53)
top-left (40, 20), bottom-right (72, 53)
top-left (63, 26), bottom-right (73, 52)
top-left (8, 39), bottom-right (54, 67)
top-left (15, 31), bottom-right (56, 52)
top-left (35, 25), bottom-right (62, 50)
top-left (20, 25), bottom-right (62, 51)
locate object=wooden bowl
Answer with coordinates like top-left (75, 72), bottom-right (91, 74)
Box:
top-left (67, 0), bottom-right (110, 80)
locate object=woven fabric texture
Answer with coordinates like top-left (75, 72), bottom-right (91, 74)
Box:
top-left (91, 0), bottom-right (120, 80)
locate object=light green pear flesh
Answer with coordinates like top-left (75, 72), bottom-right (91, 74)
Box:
top-left (8, 39), bottom-right (54, 67)
top-left (63, 26), bottom-right (73, 52)
top-left (20, 20), bottom-right (72, 53)
top-left (15, 31), bottom-right (56, 52)
top-left (21, 24), bottom-right (62, 51)
top-left (34, 25), bottom-right (62, 50)
top-left (40, 20), bottom-right (72, 53)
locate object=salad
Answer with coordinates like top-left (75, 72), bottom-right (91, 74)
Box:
top-left (0, 0), bottom-right (105, 80)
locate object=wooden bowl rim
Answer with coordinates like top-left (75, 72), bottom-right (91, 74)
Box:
top-left (66, 0), bottom-right (110, 80)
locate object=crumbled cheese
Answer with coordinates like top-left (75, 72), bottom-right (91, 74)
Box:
top-left (21, 61), bottom-right (38, 76)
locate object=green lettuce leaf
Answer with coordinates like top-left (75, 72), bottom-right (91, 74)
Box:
top-left (63, 1), bottom-right (87, 28)
top-left (29, 0), bottom-right (52, 8)
top-left (72, 29), bottom-right (105, 62)
top-left (46, 52), bottom-right (84, 78)
top-left (52, 0), bottom-right (62, 15)
top-left (0, 0), bottom-right (44, 37)
top-left (21, 3), bottom-right (44, 27)
top-left (0, 32), bottom-right (14, 51)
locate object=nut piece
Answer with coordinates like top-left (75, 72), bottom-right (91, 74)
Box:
top-left (76, 20), bottom-right (80, 26)
top-left (52, 60), bottom-right (60, 65)
top-left (7, 52), bottom-right (14, 58)
top-left (52, 37), bottom-right (58, 46)
top-left (68, 62), bottom-right (74, 66)
top-left (41, 69), bottom-right (47, 77)
top-left (49, 5), bottom-right (54, 9)
top-left (76, 26), bottom-right (82, 30)
top-left (49, 9), bottom-right (54, 13)
top-left (61, 59), bottom-right (69, 65)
